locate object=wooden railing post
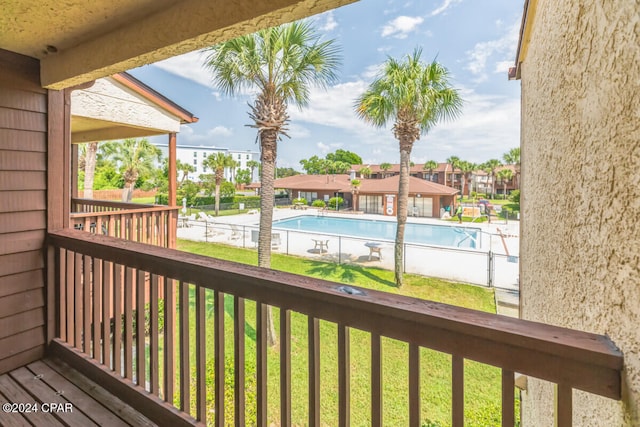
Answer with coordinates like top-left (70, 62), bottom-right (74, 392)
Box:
top-left (555, 384), bottom-right (573, 427)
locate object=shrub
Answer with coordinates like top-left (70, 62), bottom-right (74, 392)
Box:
top-left (292, 197), bottom-right (307, 205)
top-left (327, 196), bottom-right (344, 210)
top-left (311, 199), bottom-right (326, 208)
top-left (509, 189), bottom-right (520, 204)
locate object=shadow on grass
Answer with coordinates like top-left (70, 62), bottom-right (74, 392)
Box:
top-left (198, 290), bottom-right (258, 343)
top-left (304, 259), bottom-right (396, 289)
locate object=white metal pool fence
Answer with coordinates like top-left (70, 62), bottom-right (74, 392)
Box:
top-left (179, 220), bottom-right (519, 291)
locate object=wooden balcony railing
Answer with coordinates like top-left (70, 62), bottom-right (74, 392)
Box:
top-left (71, 197), bottom-right (153, 213)
top-left (70, 198), bottom-right (178, 248)
top-left (47, 229), bottom-right (623, 427)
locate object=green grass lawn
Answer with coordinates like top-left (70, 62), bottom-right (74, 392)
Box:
top-left (131, 196), bottom-right (157, 204)
top-left (167, 240), bottom-right (514, 426)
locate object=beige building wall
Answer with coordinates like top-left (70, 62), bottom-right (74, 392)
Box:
top-left (519, 0), bottom-right (639, 425)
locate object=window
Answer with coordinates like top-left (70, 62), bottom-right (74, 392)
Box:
top-left (246, 154), bottom-right (250, 159)
top-left (193, 159), bottom-right (197, 165)
top-left (193, 151), bottom-right (197, 157)
top-left (237, 154), bottom-right (241, 160)
top-left (299, 191), bottom-right (318, 201)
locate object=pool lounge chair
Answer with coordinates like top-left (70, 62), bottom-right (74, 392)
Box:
top-left (229, 224), bottom-right (242, 241)
top-left (198, 212), bottom-right (221, 236)
top-left (250, 229), bottom-right (281, 249)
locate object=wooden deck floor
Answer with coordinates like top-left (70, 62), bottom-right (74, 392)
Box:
top-left (0, 358), bottom-right (156, 427)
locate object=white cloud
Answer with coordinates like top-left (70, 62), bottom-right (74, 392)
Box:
top-left (153, 50), bottom-right (256, 98)
top-left (429, 0), bottom-right (462, 17)
top-left (465, 19), bottom-right (520, 80)
top-left (210, 126), bottom-right (233, 137)
top-left (288, 123), bottom-right (311, 139)
top-left (493, 60), bottom-right (513, 74)
top-left (410, 89), bottom-right (521, 164)
top-left (153, 51), bottom-right (213, 88)
top-left (317, 141), bottom-right (343, 154)
top-left (318, 11), bottom-right (338, 32)
top-left (381, 16), bottom-right (424, 39)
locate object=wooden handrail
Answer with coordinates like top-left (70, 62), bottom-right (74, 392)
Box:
top-left (70, 205), bottom-right (178, 219)
top-left (48, 229), bottom-right (622, 400)
top-left (71, 197), bottom-right (155, 211)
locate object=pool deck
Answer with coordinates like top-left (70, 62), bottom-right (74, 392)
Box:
top-left (177, 208), bottom-right (520, 316)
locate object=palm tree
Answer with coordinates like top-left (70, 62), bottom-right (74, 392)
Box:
top-left (81, 142), bottom-right (99, 199)
top-left (229, 159), bottom-right (239, 187)
top-left (502, 147), bottom-right (521, 189)
top-left (355, 48), bottom-right (462, 287)
top-left (332, 160), bottom-right (351, 174)
top-left (482, 158), bottom-right (502, 199)
top-left (350, 179), bottom-right (361, 211)
top-left (247, 160), bottom-right (260, 183)
top-left (203, 152), bottom-right (235, 216)
top-left (423, 160), bottom-right (438, 181)
top-left (446, 155), bottom-right (460, 189)
top-left (101, 138), bottom-right (161, 202)
top-left (176, 159), bottom-right (195, 185)
top-left (497, 168), bottom-right (514, 198)
top-left (380, 162), bottom-right (392, 178)
top-left (359, 166), bottom-right (372, 179)
top-left (203, 22), bottom-right (340, 345)
top-left (458, 160), bottom-right (476, 198)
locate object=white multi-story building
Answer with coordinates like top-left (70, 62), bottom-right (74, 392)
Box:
top-left (154, 143), bottom-right (259, 182)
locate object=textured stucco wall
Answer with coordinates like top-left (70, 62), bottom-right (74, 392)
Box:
top-left (519, 0), bottom-right (639, 425)
top-left (71, 78), bottom-right (180, 133)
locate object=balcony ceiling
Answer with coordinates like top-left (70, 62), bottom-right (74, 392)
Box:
top-left (1, 0), bottom-right (356, 90)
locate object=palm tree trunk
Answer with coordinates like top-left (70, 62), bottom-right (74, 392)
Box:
top-left (491, 173), bottom-right (496, 199)
top-left (395, 141), bottom-right (412, 287)
top-left (215, 182), bottom-right (220, 216)
top-left (122, 181), bottom-right (134, 202)
top-left (84, 142), bottom-right (98, 199)
top-left (259, 130), bottom-right (278, 346)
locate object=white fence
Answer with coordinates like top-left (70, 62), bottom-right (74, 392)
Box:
top-left (178, 220), bottom-right (519, 291)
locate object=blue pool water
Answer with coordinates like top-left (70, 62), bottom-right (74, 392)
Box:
top-left (273, 216), bottom-right (480, 248)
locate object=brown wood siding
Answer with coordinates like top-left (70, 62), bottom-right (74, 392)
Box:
top-left (0, 49), bottom-right (47, 374)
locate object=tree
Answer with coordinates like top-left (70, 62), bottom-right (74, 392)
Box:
top-left (275, 167), bottom-right (300, 178)
top-left (202, 152), bottom-right (235, 216)
top-left (229, 159), bottom-right (239, 186)
top-left (423, 160), bottom-right (438, 181)
top-left (235, 168), bottom-right (252, 186)
top-left (355, 48), bottom-right (462, 287)
top-left (502, 147), bottom-right (521, 189)
top-left (204, 21), bottom-right (340, 345)
top-left (331, 160), bottom-right (351, 174)
top-left (326, 149), bottom-right (363, 165)
top-left (300, 155), bottom-right (324, 175)
top-left (380, 162), bottom-right (392, 178)
top-left (247, 160), bottom-right (260, 183)
top-left (497, 168), bottom-right (514, 198)
top-left (351, 179), bottom-right (361, 211)
top-left (176, 159), bottom-right (195, 184)
top-left (458, 160), bottom-right (476, 197)
top-left (100, 138), bottom-right (162, 202)
top-left (446, 155), bottom-right (460, 189)
top-left (80, 142), bottom-right (99, 199)
top-left (359, 166), bottom-right (372, 178)
top-left (482, 158), bottom-right (502, 199)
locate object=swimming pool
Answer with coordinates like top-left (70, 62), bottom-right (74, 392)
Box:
top-left (273, 216), bottom-right (480, 249)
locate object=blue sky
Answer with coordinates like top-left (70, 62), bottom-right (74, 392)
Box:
top-left (129, 0), bottom-right (522, 170)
